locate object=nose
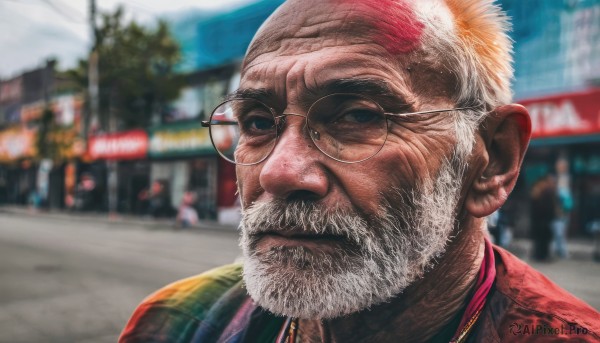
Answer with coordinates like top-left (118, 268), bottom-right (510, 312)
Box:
top-left (258, 115), bottom-right (329, 201)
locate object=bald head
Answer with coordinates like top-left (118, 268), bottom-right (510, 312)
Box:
top-left (245, 0), bottom-right (424, 68)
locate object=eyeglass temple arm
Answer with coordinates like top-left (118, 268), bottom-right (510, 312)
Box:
top-left (385, 105), bottom-right (479, 118)
top-left (201, 120), bottom-right (238, 127)
top-left (201, 114), bottom-right (299, 127)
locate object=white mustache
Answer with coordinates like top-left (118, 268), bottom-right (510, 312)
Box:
top-left (241, 200), bottom-right (376, 249)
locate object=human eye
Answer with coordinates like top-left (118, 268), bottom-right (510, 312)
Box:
top-left (337, 108), bottom-right (383, 124)
top-left (238, 107), bottom-right (275, 135)
top-left (309, 95), bottom-right (387, 141)
top-left (327, 100), bottom-right (385, 128)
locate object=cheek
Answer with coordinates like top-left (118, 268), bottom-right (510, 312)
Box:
top-left (334, 154), bottom-right (420, 216)
top-left (323, 126), bottom-right (456, 215)
top-left (384, 125), bottom-right (456, 182)
top-left (236, 166), bottom-right (263, 206)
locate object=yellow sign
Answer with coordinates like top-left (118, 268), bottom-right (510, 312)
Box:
top-left (149, 123), bottom-right (212, 157)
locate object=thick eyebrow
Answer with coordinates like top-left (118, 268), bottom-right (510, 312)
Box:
top-left (224, 88), bottom-right (275, 102)
top-left (226, 77), bottom-right (413, 111)
top-left (310, 78), bottom-right (413, 111)
top-left (316, 78), bottom-right (395, 98)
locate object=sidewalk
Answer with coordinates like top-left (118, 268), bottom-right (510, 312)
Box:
top-left (506, 236), bottom-right (598, 263)
top-left (0, 205), bottom-right (238, 232)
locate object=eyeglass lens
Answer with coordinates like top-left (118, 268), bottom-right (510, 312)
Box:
top-left (208, 94), bottom-right (389, 165)
top-left (308, 94), bottom-right (388, 162)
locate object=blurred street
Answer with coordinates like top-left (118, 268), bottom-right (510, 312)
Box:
top-left (1, 210), bottom-right (599, 343)
top-left (0, 211), bottom-right (240, 343)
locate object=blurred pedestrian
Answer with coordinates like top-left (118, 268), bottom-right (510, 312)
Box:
top-left (552, 158), bottom-right (573, 259)
top-left (176, 191), bottom-right (199, 228)
top-left (148, 180), bottom-right (175, 218)
top-left (588, 220), bottom-right (600, 262)
top-left (488, 209), bottom-right (500, 243)
top-left (530, 174), bottom-right (556, 261)
top-left (488, 209), bottom-right (511, 249)
top-left (136, 187), bottom-right (150, 215)
top-left (74, 173), bottom-right (99, 212)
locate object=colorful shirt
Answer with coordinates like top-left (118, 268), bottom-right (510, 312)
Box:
top-left (119, 264), bottom-right (284, 342)
top-left (120, 246), bottom-right (600, 342)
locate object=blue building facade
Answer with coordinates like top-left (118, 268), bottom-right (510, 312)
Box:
top-left (171, 0), bottom-right (285, 73)
top-left (502, 0), bottom-right (600, 99)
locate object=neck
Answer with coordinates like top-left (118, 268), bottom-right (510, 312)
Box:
top-left (298, 218), bottom-right (486, 343)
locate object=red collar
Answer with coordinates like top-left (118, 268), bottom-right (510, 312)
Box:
top-left (451, 238), bottom-right (496, 342)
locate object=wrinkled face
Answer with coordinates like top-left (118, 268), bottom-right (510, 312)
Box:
top-left (237, 0), bottom-right (469, 319)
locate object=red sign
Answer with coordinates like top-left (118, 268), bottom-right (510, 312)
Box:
top-left (88, 130), bottom-right (148, 160)
top-left (519, 89), bottom-right (600, 139)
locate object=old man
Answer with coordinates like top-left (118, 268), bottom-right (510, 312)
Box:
top-left (120, 0), bottom-right (600, 341)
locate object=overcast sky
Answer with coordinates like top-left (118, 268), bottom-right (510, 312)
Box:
top-left (0, 0), bottom-right (254, 79)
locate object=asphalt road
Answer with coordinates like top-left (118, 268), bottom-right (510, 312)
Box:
top-left (0, 212), bottom-right (598, 343)
top-left (0, 212), bottom-right (240, 343)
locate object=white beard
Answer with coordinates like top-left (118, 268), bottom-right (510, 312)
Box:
top-left (239, 157), bottom-right (465, 319)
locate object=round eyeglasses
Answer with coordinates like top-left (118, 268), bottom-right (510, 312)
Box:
top-left (201, 93), bottom-right (477, 165)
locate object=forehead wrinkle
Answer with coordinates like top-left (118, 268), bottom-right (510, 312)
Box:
top-left (246, 0), bottom-right (421, 70)
top-left (242, 52), bottom-right (424, 115)
top-left (243, 53), bottom-right (419, 111)
top-left (305, 55), bottom-right (420, 108)
top-left (247, 21), bottom-right (374, 71)
top-left (282, 58), bottom-right (318, 110)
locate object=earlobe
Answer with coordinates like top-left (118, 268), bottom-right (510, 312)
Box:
top-left (465, 104), bottom-right (531, 218)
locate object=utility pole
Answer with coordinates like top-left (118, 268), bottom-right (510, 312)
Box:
top-left (87, 0), bottom-right (99, 142)
top-left (88, 0), bottom-right (118, 217)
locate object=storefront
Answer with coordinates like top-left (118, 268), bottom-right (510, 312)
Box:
top-left (87, 129), bottom-right (149, 213)
top-left (148, 121), bottom-right (237, 222)
top-left (510, 88), bottom-right (600, 236)
top-left (0, 161), bottom-right (37, 205)
top-left (13, 93), bottom-right (85, 210)
top-left (0, 127), bottom-right (38, 205)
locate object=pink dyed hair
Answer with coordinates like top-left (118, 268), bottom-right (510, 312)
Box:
top-left (334, 0), bottom-right (425, 55)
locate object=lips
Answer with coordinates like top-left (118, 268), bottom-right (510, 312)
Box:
top-left (268, 229), bottom-right (342, 239)
top-left (252, 230), bottom-right (346, 251)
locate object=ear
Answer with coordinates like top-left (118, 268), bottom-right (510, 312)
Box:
top-left (465, 104), bottom-right (531, 218)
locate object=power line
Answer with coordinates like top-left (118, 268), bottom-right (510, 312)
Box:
top-left (39, 0), bottom-right (86, 23)
top-left (0, 2), bottom-right (86, 32)
top-left (0, 0), bottom-right (86, 23)
top-left (52, 0), bottom-right (86, 19)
